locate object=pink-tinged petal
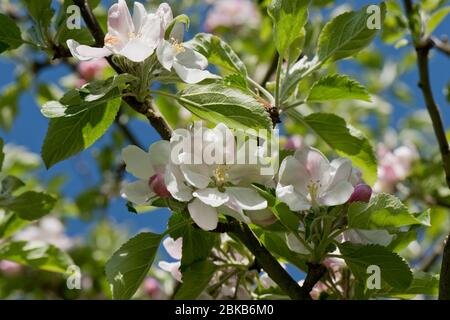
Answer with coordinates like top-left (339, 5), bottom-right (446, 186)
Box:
top-left (148, 174), bottom-right (171, 198)
top-left (157, 40), bottom-right (175, 70)
top-left (122, 145), bottom-right (154, 180)
top-left (158, 261), bottom-right (182, 282)
top-left (294, 147), bottom-right (330, 182)
top-left (118, 38), bottom-right (155, 62)
top-left (225, 187), bottom-right (267, 211)
top-left (276, 185), bottom-right (311, 211)
top-left (67, 40), bottom-right (111, 61)
top-left (121, 180), bottom-right (153, 205)
top-left (173, 62), bottom-right (219, 84)
top-left (141, 13), bottom-right (163, 48)
top-left (347, 184), bottom-right (372, 204)
top-left (108, 0), bottom-right (134, 39)
top-left (319, 180), bottom-right (354, 206)
top-left (193, 188), bottom-right (230, 207)
top-left (188, 199), bottom-right (218, 231)
top-left (156, 3), bottom-right (173, 29)
top-left (132, 2), bottom-right (147, 32)
top-left (162, 237), bottom-right (182, 260)
top-left (165, 164), bottom-right (193, 202)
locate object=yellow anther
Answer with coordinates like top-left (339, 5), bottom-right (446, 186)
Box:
top-left (171, 38), bottom-right (186, 54)
top-left (105, 35), bottom-right (120, 46)
top-left (214, 165), bottom-right (228, 185)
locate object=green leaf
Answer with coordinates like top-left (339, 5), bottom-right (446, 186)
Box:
top-left (174, 260), bottom-right (217, 300)
top-left (307, 74), bottom-right (371, 102)
top-left (22, 0), bottom-right (54, 44)
top-left (339, 242), bottom-right (413, 290)
top-left (180, 225), bottom-right (217, 269)
top-left (0, 212), bottom-right (29, 239)
top-left (0, 240), bottom-right (73, 273)
top-left (426, 6), bottom-right (450, 35)
top-left (384, 271), bottom-right (439, 297)
top-left (41, 97), bottom-right (121, 168)
top-left (317, 3), bottom-right (386, 63)
top-left (186, 33), bottom-right (247, 76)
top-left (0, 191), bottom-right (56, 220)
top-left (105, 232), bottom-right (163, 300)
top-left (224, 74), bottom-right (248, 91)
top-left (288, 111), bottom-right (377, 185)
top-left (268, 0), bottom-right (311, 55)
top-left (0, 13), bottom-right (23, 53)
top-left (347, 193), bottom-right (431, 229)
top-left (165, 14), bottom-right (190, 39)
top-left (179, 83), bottom-right (273, 131)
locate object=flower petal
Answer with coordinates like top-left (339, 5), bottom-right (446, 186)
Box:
top-left (179, 162), bottom-right (211, 189)
top-left (156, 3), bottom-right (173, 29)
top-left (118, 38), bottom-right (155, 62)
top-left (132, 2), bottom-right (147, 32)
top-left (149, 140), bottom-right (170, 172)
top-left (294, 147), bottom-right (330, 182)
top-left (188, 198), bottom-right (218, 231)
top-left (121, 180), bottom-right (152, 205)
top-left (219, 204), bottom-right (251, 224)
top-left (108, 0), bottom-right (134, 39)
top-left (277, 155), bottom-right (308, 195)
top-left (225, 187), bottom-right (267, 211)
top-left (173, 61), bottom-right (219, 84)
top-left (162, 237), bottom-right (182, 260)
top-left (165, 164), bottom-right (193, 202)
top-left (342, 229), bottom-right (394, 246)
top-left (67, 40), bottom-right (111, 61)
top-left (122, 145), bottom-right (154, 179)
top-left (276, 185), bottom-right (311, 211)
top-left (319, 180), bottom-right (354, 206)
top-left (327, 158), bottom-right (353, 189)
top-left (176, 46), bottom-right (208, 69)
top-left (158, 261), bottom-right (182, 282)
top-left (193, 188), bottom-right (229, 207)
top-left (157, 40), bottom-right (176, 71)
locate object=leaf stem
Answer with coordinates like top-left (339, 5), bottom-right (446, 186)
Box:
top-left (274, 56), bottom-right (283, 108)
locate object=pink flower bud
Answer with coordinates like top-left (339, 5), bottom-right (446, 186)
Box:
top-left (143, 277), bottom-right (161, 298)
top-left (149, 173), bottom-right (171, 198)
top-left (348, 184), bottom-right (372, 204)
top-left (77, 59), bottom-right (108, 81)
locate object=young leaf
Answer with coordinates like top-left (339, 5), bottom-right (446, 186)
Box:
top-left (0, 240), bottom-right (73, 273)
top-left (0, 13), bottom-right (24, 53)
top-left (307, 74), bottom-right (371, 102)
top-left (174, 260), bottom-right (217, 300)
top-left (268, 0), bottom-right (311, 56)
top-left (347, 193), bottom-right (431, 229)
top-left (0, 212), bottom-right (29, 239)
top-left (105, 232), bottom-right (163, 300)
top-left (288, 111), bottom-right (377, 185)
top-left (181, 225), bottom-right (218, 269)
top-left (22, 0), bottom-right (54, 43)
top-left (426, 6), bottom-right (450, 36)
top-left (41, 97), bottom-right (121, 168)
top-left (179, 83), bottom-right (273, 131)
top-left (0, 191), bottom-right (57, 221)
top-left (317, 3), bottom-right (386, 63)
top-left (339, 242), bottom-right (413, 290)
top-left (186, 33), bottom-right (247, 76)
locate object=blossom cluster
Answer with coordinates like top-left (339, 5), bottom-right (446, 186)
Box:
top-left (67, 1), bottom-right (217, 84)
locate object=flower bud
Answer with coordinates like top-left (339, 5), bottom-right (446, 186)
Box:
top-left (143, 277), bottom-right (161, 298)
top-left (347, 184), bottom-right (372, 204)
top-left (149, 173), bottom-right (171, 198)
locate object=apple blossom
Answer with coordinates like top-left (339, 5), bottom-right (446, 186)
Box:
top-left (121, 141), bottom-right (171, 204)
top-left (165, 123), bottom-right (268, 231)
top-left (347, 184), bottom-right (373, 204)
top-left (67, 0), bottom-right (162, 62)
top-left (204, 0), bottom-right (261, 32)
top-left (77, 59), bottom-right (108, 81)
top-left (158, 237), bottom-right (182, 282)
top-left (276, 146), bottom-right (354, 211)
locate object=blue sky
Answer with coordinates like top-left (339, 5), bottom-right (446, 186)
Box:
top-left (0, 0), bottom-right (448, 280)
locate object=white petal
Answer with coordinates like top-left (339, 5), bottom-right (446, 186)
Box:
top-left (286, 233), bottom-right (310, 255)
top-left (162, 237), bottom-right (182, 260)
top-left (327, 158), bottom-right (353, 189)
top-left (132, 2), bottom-right (147, 32)
top-left (176, 46), bottom-right (208, 69)
top-left (158, 261), bottom-right (182, 282)
top-left (122, 145), bottom-right (154, 179)
top-left (219, 204), bottom-right (251, 224)
top-left (179, 163), bottom-right (211, 189)
top-left (342, 229), bottom-right (394, 246)
top-left (245, 208), bottom-right (277, 226)
top-left (121, 180), bottom-right (152, 205)
top-left (193, 188), bottom-right (229, 207)
top-left (188, 199), bottom-right (218, 231)
top-left (294, 147), bottom-right (330, 182)
top-left (156, 2), bottom-right (174, 29)
top-left (278, 156), bottom-right (308, 194)
top-left (319, 180), bottom-right (354, 206)
top-left (148, 140), bottom-right (170, 172)
top-left (67, 40), bottom-right (111, 61)
top-left (173, 61), bottom-right (220, 84)
top-left (108, 0), bottom-right (134, 39)
top-left (140, 13), bottom-right (163, 48)
top-left (165, 164), bottom-right (193, 202)
top-left (157, 40), bottom-right (175, 70)
top-left (118, 38), bottom-right (155, 62)
top-left (225, 187), bottom-right (267, 211)
top-left (276, 185), bottom-right (311, 211)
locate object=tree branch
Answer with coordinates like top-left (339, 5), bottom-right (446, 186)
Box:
top-left (403, 0), bottom-right (450, 300)
top-left (431, 36), bottom-right (450, 57)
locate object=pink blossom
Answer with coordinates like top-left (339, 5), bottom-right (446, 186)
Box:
top-left (0, 260), bottom-right (22, 275)
top-left (204, 0), bottom-right (260, 32)
top-left (143, 277), bottom-right (161, 298)
top-left (347, 184), bottom-right (372, 203)
top-left (148, 173), bottom-right (171, 198)
top-left (77, 59), bottom-right (108, 81)
top-left (285, 135), bottom-right (303, 151)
